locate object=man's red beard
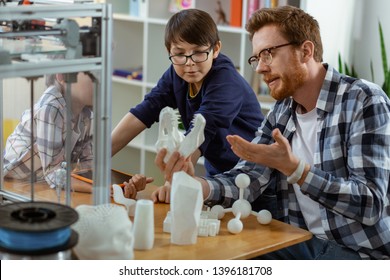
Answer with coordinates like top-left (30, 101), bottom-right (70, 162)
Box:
top-left (268, 56), bottom-right (307, 101)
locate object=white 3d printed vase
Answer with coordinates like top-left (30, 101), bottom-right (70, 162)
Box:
top-left (170, 171), bottom-right (203, 245)
top-left (132, 199), bottom-right (154, 250)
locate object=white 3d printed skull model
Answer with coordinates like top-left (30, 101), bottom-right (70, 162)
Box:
top-left (210, 173), bottom-right (273, 234)
top-left (72, 204), bottom-right (134, 260)
top-left (155, 106), bottom-right (206, 162)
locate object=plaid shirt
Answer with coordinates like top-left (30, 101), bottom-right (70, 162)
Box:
top-left (3, 85), bottom-right (93, 188)
top-left (204, 64), bottom-right (390, 259)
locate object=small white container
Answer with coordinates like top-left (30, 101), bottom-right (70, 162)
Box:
top-left (132, 199), bottom-right (154, 250)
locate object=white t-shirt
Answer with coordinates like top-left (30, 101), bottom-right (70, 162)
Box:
top-left (291, 108), bottom-right (326, 238)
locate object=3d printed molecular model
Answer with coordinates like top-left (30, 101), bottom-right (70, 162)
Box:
top-left (210, 173), bottom-right (272, 234)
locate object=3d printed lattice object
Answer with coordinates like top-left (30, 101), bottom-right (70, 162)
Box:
top-left (163, 210), bottom-right (221, 237)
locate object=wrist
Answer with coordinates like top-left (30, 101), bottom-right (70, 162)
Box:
top-left (287, 159), bottom-right (305, 184)
top-left (297, 164), bottom-right (310, 186)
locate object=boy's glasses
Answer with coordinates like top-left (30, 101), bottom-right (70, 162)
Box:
top-left (169, 50), bottom-right (211, 65)
top-left (247, 42), bottom-right (297, 70)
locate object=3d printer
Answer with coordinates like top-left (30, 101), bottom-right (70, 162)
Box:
top-left (0, 2), bottom-right (113, 259)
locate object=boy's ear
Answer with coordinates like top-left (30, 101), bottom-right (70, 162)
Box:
top-left (213, 40), bottom-right (222, 58)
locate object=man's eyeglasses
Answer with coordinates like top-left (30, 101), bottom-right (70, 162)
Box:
top-left (169, 49), bottom-right (211, 65)
top-left (247, 42), bottom-right (297, 70)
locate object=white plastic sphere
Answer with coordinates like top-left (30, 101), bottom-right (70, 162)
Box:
top-left (210, 205), bottom-right (225, 219)
top-left (257, 209), bottom-right (272, 225)
top-left (227, 218), bottom-right (243, 234)
top-left (235, 173), bottom-right (250, 189)
top-left (232, 199), bottom-right (252, 218)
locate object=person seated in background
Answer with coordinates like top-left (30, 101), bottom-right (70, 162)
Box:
top-left (3, 71), bottom-right (152, 194)
top-left (3, 71), bottom-right (94, 192)
top-left (111, 9), bottom-right (264, 202)
top-left (3, 72), bottom-right (93, 191)
top-left (155, 6), bottom-right (390, 259)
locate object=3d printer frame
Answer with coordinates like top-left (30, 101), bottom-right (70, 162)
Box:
top-left (0, 3), bottom-right (113, 206)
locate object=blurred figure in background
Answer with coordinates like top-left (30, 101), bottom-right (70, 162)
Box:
top-left (3, 71), bottom-right (95, 192)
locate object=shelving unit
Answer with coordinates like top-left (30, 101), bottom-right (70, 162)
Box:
top-left (102, 0), bottom-right (301, 186)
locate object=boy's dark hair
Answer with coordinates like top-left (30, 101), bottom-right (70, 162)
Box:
top-left (164, 9), bottom-right (220, 52)
top-left (246, 6), bottom-right (323, 62)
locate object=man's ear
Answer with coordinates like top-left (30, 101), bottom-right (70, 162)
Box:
top-left (301, 40), bottom-right (314, 62)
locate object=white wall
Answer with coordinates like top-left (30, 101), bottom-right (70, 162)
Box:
top-left (353, 0), bottom-right (390, 85)
top-left (303, 0), bottom-right (390, 87)
top-left (302, 0), bottom-right (357, 67)
top-left (3, 77), bottom-right (45, 120)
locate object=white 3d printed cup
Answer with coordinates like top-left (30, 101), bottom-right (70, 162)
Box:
top-left (132, 199), bottom-right (154, 250)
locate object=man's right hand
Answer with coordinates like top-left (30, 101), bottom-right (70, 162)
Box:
top-left (154, 149), bottom-right (211, 201)
top-left (154, 148), bottom-right (195, 182)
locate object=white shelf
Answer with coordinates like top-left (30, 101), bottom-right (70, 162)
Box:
top-left (112, 76), bottom-right (142, 86)
top-left (113, 13), bottom-right (144, 22)
top-left (261, 101), bottom-right (275, 111)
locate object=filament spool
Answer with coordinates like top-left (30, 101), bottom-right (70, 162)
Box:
top-left (0, 201), bottom-right (78, 258)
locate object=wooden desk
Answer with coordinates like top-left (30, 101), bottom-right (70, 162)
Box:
top-left (2, 179), bottom-right (312, 260)
top-left (2, 178), bottom-right (92, 207)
